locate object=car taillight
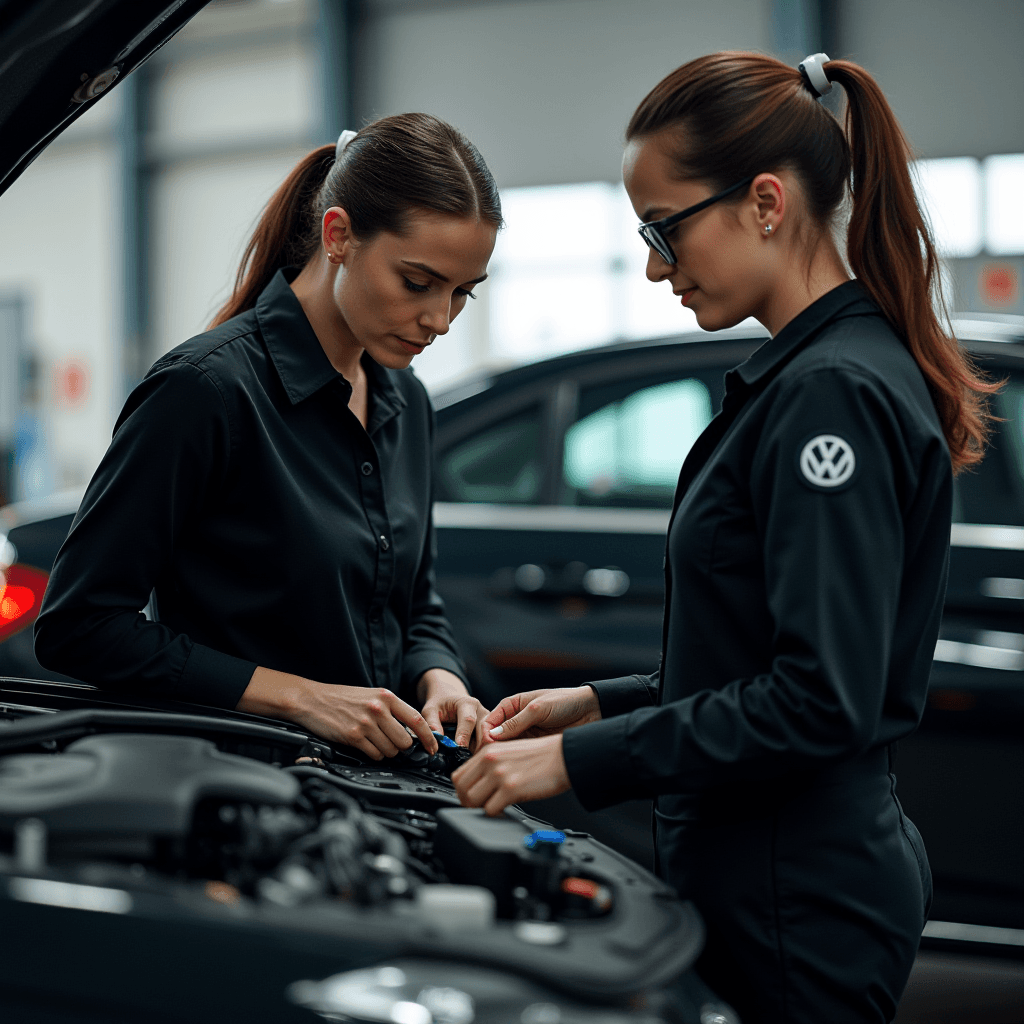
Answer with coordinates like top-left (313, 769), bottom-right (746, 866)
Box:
top-left (0, 564), bottom-right (49, 642)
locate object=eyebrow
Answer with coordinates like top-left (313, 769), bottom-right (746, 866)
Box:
top-left (640, 207), bottom-right (670, 223)
top-left (401, 260), bottom-right (488, 286)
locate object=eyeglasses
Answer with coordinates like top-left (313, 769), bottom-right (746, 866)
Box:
top-left (637, 176), bottom-right (755, 265)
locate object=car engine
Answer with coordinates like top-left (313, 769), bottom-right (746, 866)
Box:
top-left (0, 701), bottom-right (729, 1024)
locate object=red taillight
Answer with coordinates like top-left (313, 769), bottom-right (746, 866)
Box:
top-left (0, 564), bottom-right (49, 642)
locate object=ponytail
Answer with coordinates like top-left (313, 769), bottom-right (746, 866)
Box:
top-left (211, 146), bottom-right (334, 327)
top-left (824, 59), bottom-right (997, 471)
top-left (627, 52), bottom-right (997, 472)
top-left (211, 113), bottom-right (503, 330)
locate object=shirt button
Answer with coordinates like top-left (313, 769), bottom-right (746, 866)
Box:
top-left (369, 609), bottom-right (382, 623)
top-left (361, 462), bottom-right (374, 476)
top-left (380, 535), bottom-right (390, 551)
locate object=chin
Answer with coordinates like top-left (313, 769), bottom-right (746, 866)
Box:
top-left (694, 305), bottom-right (744, 333)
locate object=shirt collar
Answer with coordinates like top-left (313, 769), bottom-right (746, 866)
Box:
top-left (732, 280), bottom-right (880, 390)
top-left (256, 268), bottom-right (407, 419)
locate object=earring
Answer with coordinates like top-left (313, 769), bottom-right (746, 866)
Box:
top-left (326, 251), bottom-right (336, 263)
top-left (764, 224), bottom-right (773, 235)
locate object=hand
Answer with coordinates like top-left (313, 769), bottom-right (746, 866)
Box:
top-left (237, 666), bottom-right (437, 760)
top-left (451, 734), bottom-right (571, 816)
top-left (417, 668), bottom-right (490, 750)
top-left (483, 686), bottom-right (601, 743)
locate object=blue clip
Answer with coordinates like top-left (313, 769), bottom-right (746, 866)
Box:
top-left (523, 829), bottom-right (566, 849)
top-left (432, 731), bottom-right (459, 749)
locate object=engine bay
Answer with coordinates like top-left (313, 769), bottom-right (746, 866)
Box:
top-left (0, 696), bottom-right (709, 1022)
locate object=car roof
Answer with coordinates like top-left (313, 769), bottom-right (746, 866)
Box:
top-left (0, 0), bottom-right (213, 198)
top-left (431, 314), bottom-right (1024, 409)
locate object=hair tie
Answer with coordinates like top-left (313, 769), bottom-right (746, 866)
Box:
top-left (335, 129), bottom-right (359, 162)
top-left (798, 53), bottom-right (832, 98)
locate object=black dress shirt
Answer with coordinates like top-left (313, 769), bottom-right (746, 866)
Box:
top-left (35, 268), bottom-right (467, 709)
top-left (562, 282), bottom-right (952, 814)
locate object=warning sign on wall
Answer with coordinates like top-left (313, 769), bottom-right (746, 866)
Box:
top-left (980, 263), bottom-right (1020, 307)
top-left (53, 358), bottom-right (89, 408)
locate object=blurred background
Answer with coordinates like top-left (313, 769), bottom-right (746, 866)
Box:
top-left (0, 0), bottom-right (1021, 503)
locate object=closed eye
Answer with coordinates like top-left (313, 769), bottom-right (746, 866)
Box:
top-left (404, 277), bottom-right (477, 300)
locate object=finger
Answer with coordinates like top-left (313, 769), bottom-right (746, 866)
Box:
top-left (386, 692), bottom-right (437, 753)
top-left (482, 695), bottom-right (521, 731)
top-left (464, 772), bottom-right (500, 810)
top-left (489, 701), bottom-right (544, 741)
top-left (350, 735), bottom-right (384, 761)
top-left (453, 700), bottom-right (478, 748)
top-left (471, 710), bottom-right (493, 752)
top-left (366, 723), bottom-right (401, 759)
top-left (420, 698), bottom-right (445, 736)
top-left (376, 712), bottom-right (416, 755)
top-left (451, 749), bottom-right (487, 792)
top-left (484, 788), bottom-right (514, 817)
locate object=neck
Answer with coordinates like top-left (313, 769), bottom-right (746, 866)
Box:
top-left (757, 239), bottom-right (851, 337)
top-left (289, 258), bottom-right (365, 383)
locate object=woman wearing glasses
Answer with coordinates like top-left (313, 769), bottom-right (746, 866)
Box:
top-left (36, 114), bottom-right (499, 760)
top-left (452, 53), bottom-right (995, 1022)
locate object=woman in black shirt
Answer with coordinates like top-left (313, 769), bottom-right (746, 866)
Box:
top-left (36, 113), bottom-right (500, 760)
top-left (451, 55), bottom-right (998, 1022)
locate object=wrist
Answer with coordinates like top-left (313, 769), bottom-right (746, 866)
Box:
top-left (417, 667), bottom-right (468, 704)
top-left (238, 666), bottom-right (313, 718)
top-left (578, 685), bottom-right (603, 724)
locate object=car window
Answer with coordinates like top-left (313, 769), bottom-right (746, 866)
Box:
top-left (563, 378), bottom-right (714, 509)
top-left (436, 405), bottom-right (543, 504)
top-left (953, 372), bottom-right (1024, 526)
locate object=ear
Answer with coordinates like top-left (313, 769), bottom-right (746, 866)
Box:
top-left (750, 173), bottom-right (785, 236)
top-left (323, 207), bottom-right (356, 262)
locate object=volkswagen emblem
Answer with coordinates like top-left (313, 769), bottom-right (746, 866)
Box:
top-left (799, 434), bottom-right (856, 489)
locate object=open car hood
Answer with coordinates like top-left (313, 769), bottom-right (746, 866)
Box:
top-left (0, 0), bottom-right (212, 198)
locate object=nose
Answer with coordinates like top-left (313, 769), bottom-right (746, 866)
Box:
top-left (419, 297), bottom-right (451, 337)
top-left (646, 246), bottom-right (673, 283)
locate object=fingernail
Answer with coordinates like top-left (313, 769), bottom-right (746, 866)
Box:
top-left (489, 725), bottom-right (503, 737)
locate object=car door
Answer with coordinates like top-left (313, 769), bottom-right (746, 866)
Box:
top-left (433, 338), bottom-right (761, 710)
top-left (432, 337), bottom-right (762, 865)
top-left (894, 344), bottom-right (1024, 931)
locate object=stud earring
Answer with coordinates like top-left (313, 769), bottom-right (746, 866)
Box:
top-left (764, 224), bottom-right (773, 235)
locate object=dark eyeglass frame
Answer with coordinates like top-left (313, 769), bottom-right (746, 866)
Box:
top-left (637, 175), bottom-right (756, 265)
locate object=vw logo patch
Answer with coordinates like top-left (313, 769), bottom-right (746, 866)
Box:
top-left (799, 434), bottom-right (856, 489)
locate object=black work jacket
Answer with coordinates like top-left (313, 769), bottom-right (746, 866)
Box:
top-left (562, 282), bottom-right (952, 815)
top-left (35, 269), bottom-right (467, 709)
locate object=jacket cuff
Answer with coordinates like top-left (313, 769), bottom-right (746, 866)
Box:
top-left (562, 713), bottom-right (651, 812)
top-left (177, 642), bottom-right (258, 710)
top-left (401, 649), bottom-right (471, 698)
top-left (586, 675), bottom-right (655, 719)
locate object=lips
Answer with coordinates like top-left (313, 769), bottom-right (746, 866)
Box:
top-left (675, 287), bottom-right (698, 306)
top-left (397, 337), bottom-right (430, 354)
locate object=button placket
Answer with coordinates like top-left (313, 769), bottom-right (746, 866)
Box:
top-left (357, 439), bottom-right (394, 690)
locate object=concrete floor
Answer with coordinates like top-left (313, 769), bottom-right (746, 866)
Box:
top-left (894, 951), bottom-right (1024, 1024)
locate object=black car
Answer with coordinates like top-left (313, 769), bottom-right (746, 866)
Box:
top-left (4, 316), bottom-right (1023, 963)
top-left (429, 316), bottom-right (1024, 944)
top-left (0, 3), bottom-right (734, 1022)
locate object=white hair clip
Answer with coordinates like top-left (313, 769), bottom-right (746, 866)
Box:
top-left (335, 129), bottom-right (359, 161)
top-left (798, 52), bottom-right (832, 98)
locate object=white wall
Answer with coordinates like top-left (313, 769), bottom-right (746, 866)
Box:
top-left (0, 104), bottom-right (120, 491)
top-left (840, 0), bottom-right (1024, 160)
top-left (354, 0), bottom-right (771, 189)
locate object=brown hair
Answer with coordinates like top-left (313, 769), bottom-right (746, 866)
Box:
top-left (627, 52), bottom-right (997, 472)
top-left (212, 112), bottom-right (502, 327)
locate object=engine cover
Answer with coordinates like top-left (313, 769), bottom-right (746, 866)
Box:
top-left (0, 733), bottom-right (299, 839)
